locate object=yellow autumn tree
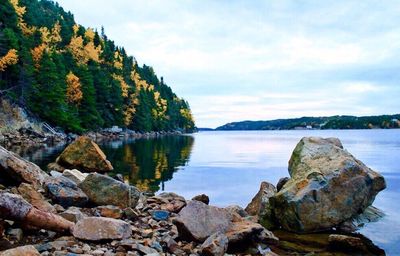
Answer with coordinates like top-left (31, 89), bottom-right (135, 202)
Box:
top-left (66, 71), bottom-right (83, 105)
top-left (114, 51), bottom-right (123, 69)
top-left (9, 0), bottom-right (35, 35)
top-left (68, 25), bottom-right (102, 65)
top-left (31, 44), bottom-right (46, 68)
top-left (0, 49), bottom-right (18, 71)
top-left (123, 94), bottom-right (136, 126)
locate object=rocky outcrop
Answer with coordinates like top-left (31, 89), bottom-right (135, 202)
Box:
top-left (245, 181), bottom-right (276, 229)
top-left (271, 137), bottom-right (386, 233)
top-left (55, 136), bottom-right (113, 173)
top-left (0, 146), bottom-right (49, 189)
top-left (72, 217), bottom-right (132, 241)
top-left (78, 173), bottom-right (141, 208)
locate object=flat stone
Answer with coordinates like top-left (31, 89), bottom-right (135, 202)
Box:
top-left (152, 210), bottom-right (170, 221)
top-left (73, 217), bottom-right (132, 241)
top-left (62, 169), bottom-right (88, 185)
top-left (98, 205), bottom-right (123, 219)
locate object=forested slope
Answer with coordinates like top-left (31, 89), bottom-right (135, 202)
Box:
top-left (0, 0), bottom-right (195, 133)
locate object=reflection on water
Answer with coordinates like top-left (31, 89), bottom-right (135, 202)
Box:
top-left (102, 135), bottom-right (194, 192)
top-left (12, 130), bottom-right (400, 255)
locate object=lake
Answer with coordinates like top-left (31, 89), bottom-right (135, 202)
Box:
top-left (19, 129), bottom-right (400, 255)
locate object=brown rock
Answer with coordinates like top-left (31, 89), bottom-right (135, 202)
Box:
top-left (72, 217), bottom-right (132, 241)
top-left (98, 205), bottom-right (123, 219)
top-left (56, 136), bottom-right (113, 173)
top-left (192, 194), bottom-right (210, 205)
top-left (152, 192), bottom-right (186, 213)
top-left (18, 183), bottom-right (56, 213)
top-left (0, 146), bottom-right (49, 189)
top-left (60, 207), bottom-right (85, 223)
top-left (0, 245), bottom-right (40, 256)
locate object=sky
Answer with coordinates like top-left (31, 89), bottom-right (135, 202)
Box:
top-left (56, 0), bottom-right (400, 128)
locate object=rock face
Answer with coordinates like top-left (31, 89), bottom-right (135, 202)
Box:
top-left (72, 217), bottom-right (132, 241)
top-left (56, 136), bottom-right (113, 173)
top-left (0, 146), bottom-right (49, 189)
top-left (245, 181), bottom-right (276, 229)
top-left (44, 176), bottom-right (88, 207)
top-left (271, 137), bottom-right (386, 233)
top-left (79, 173), bottom-right (141, 208)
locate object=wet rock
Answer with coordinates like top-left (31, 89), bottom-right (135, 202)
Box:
top-left (152, 210), bottom-right (170, 221)
top-left (0, 245), bottom-right (40, 256)
top-left (276, 177), bottom-right (289, 192)
top-left (73, 217), bottom-right (132, 241)
top-left (79, 173), bottom-right (141, 208)
top-left (0, 146), bottom-right (49, 189)
top-left (201, 232), bottom-right (228, 256)
top-left (56, 136), bottom-right (113, 173)
top-left (271, 137), bottom-right (386, 233)
top-left (98, 205), bottom-right (123, 219)
top-left (192, 194), bottom-right (210, 205)
top-left (174, 200), bottom-right (232, 242)
top-left (60, 207), bottom-right (85, 223)
top-left (245, 181), bottom-right (276, 229)
top-left (17, 183), bottom-right (56, 213)
top-left (44, 176), bottom-right (88, 207)
top-left (62, 169), bottom-right (88, 185)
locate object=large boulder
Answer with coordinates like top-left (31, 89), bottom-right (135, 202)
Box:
top-left (72, 217), bottom-right (132, 241)
top-left (79, 173), bottom-right (141, 208)
top-left (271, 137), bottom-right (386, 233)
top-left (55, 136), bottom-right (113, 173)
top-left (0, 146), bottom-right (49, 189)
top-left (245, 181), bottom-right (276, 229)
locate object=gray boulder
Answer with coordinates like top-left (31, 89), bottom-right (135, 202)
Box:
top-left (44, 176), bottom-right (88, 207)
top-left (79, 173), bottom-right (141, 208)
top-left (72, 217), bottom-right (131, 241)
top-left (271, 137), bottom-right (386, 233)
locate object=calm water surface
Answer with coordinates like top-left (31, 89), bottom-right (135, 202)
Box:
top-left (23, 130), bottom-right (400, 255)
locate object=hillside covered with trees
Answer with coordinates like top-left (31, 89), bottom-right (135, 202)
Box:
top-left (216, 114), bottom-right (400, 131)
top-left (0, 0), bottom-right (195, 133)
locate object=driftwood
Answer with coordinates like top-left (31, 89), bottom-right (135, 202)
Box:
top-left (0, 192), bottom-right (73, 233)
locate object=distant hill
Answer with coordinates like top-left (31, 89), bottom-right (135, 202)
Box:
top-left (216, 115), bottom-right (400, 131)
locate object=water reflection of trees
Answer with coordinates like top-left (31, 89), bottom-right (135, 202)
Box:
top-left (104, 135), bottom-right (194, 193)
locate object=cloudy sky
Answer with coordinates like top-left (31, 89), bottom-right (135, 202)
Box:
top-left (56, 0), bottom-right (400, 128)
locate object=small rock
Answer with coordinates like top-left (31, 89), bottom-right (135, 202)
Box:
top-left (192, 194), bottom-right (210, 205)
top-left (131, 243), bottom-right (158, 254)
top-left (62, 169), bottom-right (88, 185)
top-left (123, 207), bottom-right (139, 220)
top-left (152, 210), bottom-right (170, 221)
top-left (73, 217), bottom-right (132, 241)
top-left (98, 205), bottom-right (123, 219)
top-left (0, 245), bottom-right (40, 256)
top-left (60, 207), bottom-right (85, 223)
top-left (201, 232), bottom-right (228, 256)
top-left (6, 228), bottom-right (23, 242)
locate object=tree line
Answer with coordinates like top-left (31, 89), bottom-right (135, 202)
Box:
top-left (0, 0), bottom-right (195, 133)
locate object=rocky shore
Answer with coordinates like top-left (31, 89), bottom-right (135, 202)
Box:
top-left (0, 136), bottom-right (387, 255)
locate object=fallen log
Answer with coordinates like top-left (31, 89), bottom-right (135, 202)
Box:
top-left (0, 192), bottom-right (73, 233)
